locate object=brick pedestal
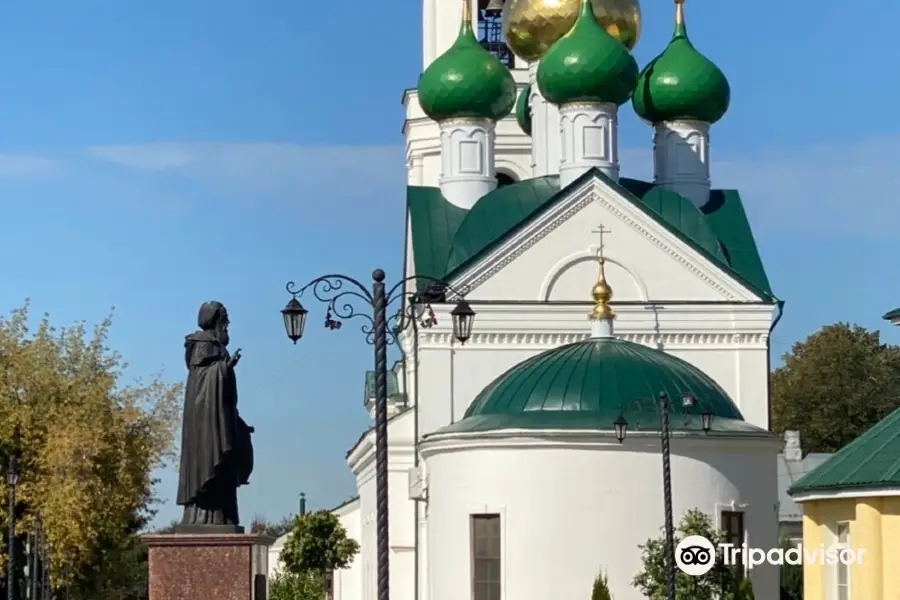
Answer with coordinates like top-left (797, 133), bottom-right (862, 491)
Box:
top-left (145, 533), bottom-right (276, 600)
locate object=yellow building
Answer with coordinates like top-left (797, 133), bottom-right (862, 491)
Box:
top-left (788, 406), bottom-right (900, 600)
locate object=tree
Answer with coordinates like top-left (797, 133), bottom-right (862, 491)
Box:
top-left (591, 570), bottom-right (612, 600)
top-left (0, 304), bottom-right (181, 594)
top-left (772, 323), bottom-right (900, 453)
top-left (280, 510), bottom-right (359, 576)
top-left (778, 536), bottom-right (802, 600)
top-left (633, 509), bottom-right (735, 600)
top-left (269, 572), bottom-right (323, 600)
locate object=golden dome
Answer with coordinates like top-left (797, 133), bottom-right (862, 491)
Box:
top-left (503, 0), bottom-right (641, 62)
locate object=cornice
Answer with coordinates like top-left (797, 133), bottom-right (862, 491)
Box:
top-left (417, 331), bottom-right (768, 349)
top-left (448, 178), bottom-right (760, 302)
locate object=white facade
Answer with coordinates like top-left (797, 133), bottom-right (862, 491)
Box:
top-left (330, 3), bottom-right (780, 600)
top-left (420, 433), bottom-right (781, 600)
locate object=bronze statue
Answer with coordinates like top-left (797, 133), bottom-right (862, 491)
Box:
top-left (176, 301), bottom-right (254, 531)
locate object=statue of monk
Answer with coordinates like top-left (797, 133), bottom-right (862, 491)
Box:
top-left (176, 301), bottom-right (254, 530)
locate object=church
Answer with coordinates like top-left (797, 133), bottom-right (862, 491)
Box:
top-left (326, 0), bottom-right (784, 598)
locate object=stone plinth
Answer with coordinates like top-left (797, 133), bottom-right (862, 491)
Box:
top-left (145, 533), bottom-right (276, 600)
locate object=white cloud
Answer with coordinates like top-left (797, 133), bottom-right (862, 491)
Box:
top-left (0, 154), bottom-right (58, 176)
top-left (85, 143), bottom-right (405, 200)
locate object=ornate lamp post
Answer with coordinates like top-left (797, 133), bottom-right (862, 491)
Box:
top-left (614, 392), bottom-right (713, 600)
top-left (6, 454), bottom-right (17, 600)
top-left (282, 269), bottom-right (474, 600)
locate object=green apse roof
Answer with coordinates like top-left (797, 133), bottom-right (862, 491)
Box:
top-left (405, 169), bottom-right (774, 300)
top-left (536, 0), bottom-right (638, 106)
top-left (516, 84), bottom-right (532, 135)
top-left (416, 3), bottom-right (516, 122)
top-left (632, 2), bottom-right (729, 124)
top-left (789, 407), bottom-right (900, 496)
top-left (437, 337), bottom-right (766, 434)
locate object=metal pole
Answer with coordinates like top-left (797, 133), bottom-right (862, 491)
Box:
top-left (660, 393), bottom-right (676, 600)
top-left (7, 456), bottom-right (15, 600)
top-left (299, 492), bottom-right (306, 516)
top-left (372, 269), bottom-right (390, 600)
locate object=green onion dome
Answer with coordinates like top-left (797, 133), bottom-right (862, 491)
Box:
top-left (516, 84), bottom-right (532, 135)
top-left (417, 1), bottom-right (516, 122)
top-left (536, 0), bottom-right (639, 106)
top-left (632, 1), bottom-right (730, 124)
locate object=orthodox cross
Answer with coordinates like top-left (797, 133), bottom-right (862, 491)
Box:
top-left (591, 225), bottom-right (612, 258)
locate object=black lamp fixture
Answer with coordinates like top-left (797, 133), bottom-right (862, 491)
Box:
top-left (281, 297), bottom-right (308, 344)
top-left (6, 456), bottom-right (17, 488)
top-left (450, 298), bottom-right (475, 344)
top-left (614, 415), bottom-right (628, 443)
top-left (700, 407), bottom-right (714, 433)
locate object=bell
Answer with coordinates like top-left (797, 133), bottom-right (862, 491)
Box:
top-left (485, 0), bottom-right (505, 14)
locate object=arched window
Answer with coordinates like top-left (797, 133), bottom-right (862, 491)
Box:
top-left (477, 0), bottom-right (514, 68)
top-left (496, 172), bottom-right (516, 187)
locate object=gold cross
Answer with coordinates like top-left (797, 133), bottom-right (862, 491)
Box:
top-left (591, 225), bottom-right (612, 258)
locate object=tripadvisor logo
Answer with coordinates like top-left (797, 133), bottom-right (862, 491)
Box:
top-left (675, 535), bottom-right (864, 576)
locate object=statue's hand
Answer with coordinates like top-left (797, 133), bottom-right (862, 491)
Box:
top-left (228, 348), bottom-right (242, 368)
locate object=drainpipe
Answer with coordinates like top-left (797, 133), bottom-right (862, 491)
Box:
top-left (767, 300), bottom-right (785, 431)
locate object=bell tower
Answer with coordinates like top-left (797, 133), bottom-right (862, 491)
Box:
top-left (408, 0), bottom-right (532, 189)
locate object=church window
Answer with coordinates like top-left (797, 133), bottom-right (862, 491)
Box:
top-left (477, 0), bottom-right (514, 68)
top-left (721, 511), bottom-right (745, 585)
top-left (495, 172), bottom-right (516, 188)
top-left (835, 522), bottom-right (850, 600)
top-left (471, 514), bottom-right (501, 600)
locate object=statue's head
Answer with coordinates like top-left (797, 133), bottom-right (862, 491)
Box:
top-left (198, 301), bottom-right (229, 346)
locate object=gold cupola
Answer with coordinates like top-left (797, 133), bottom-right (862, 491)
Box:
top-left (503, 0), bottom-right (641, 62)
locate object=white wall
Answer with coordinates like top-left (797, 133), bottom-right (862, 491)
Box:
top-left (409, 302), bottom-right (773, 437)
top-left (333, 500), bottom-right (363, 600)
top-left (421, 434), bottom-right (780, 600)
top-left (404, 87), bottom-right (532, 190)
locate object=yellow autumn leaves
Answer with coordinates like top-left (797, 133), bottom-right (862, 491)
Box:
top-left (0, 303), bottom-right (181, 588)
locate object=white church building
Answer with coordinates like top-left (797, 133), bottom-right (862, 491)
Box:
top-left (283, 0), bottom-right (786, 598)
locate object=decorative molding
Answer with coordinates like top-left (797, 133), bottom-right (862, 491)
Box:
top-left (450, 178), bottom-right (759, 302)
top-left (418, 331), bottom-right (768, 348)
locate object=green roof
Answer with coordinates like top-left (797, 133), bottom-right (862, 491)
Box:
top-left (406, 169), bottom-right (773, 299)
top-left (435, 337), bottom-right (767, 435)
top-left (515, 84), bottom-right (531, 135)
top-left (883, 308), bottom-right (900, 320)
top-left (789, 407), bottom-right (900, 496)
top-left (364, 370), bottom-right (401, 401)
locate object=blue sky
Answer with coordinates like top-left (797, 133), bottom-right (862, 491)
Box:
top-left (0, 0), bottom-right (897, 528)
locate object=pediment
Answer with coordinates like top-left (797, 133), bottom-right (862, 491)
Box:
top-left (448, 176), bottom-right (766, 303)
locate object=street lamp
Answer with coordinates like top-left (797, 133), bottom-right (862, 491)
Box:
top-left (614, 392), bottom-right (713, 600)
top-left (282, 269), bottom-right (474, 600)
top-left (6, 454), bottom-right (17, 600)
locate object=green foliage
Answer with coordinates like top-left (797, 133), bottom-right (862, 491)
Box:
top-left (779, 536), bottom-right (803, 600)
top-left (280, 510), bottom-right (360, 576)
top-left (269, 571), bottom-right (324, 600)
top-left (735, 577), bottom-right (754, 599)
top-left (591, 570), bottom-right (612, 600)
top-left (632, 509), bottom-right (734, 600)
top-left (772, 323), bottom-right (900, 453)
top-left (0, 304), bottom-right (181, 594)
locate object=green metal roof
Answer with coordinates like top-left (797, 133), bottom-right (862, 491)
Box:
top-left (436, 337), bottom-right (768, 435)
top-left (788, 407), bottom-right (900, 496)
top-left (406, 169), bottom-right (773, 299)
top-left (883, 308), bottom-right (900, 320)
top-left (364, 370), bottom-right (400, 400)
